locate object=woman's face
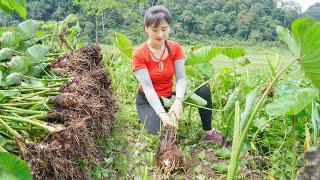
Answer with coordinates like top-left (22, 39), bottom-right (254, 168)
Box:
top-left (145, 20), bottom-right (170, 47)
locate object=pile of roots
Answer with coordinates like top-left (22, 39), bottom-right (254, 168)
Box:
top-left (296, 147), bottom-right (320, 179)
top-left (22, 45), bottom-right (115, 179)
top-left (156, 126), bottom-right (185, 175)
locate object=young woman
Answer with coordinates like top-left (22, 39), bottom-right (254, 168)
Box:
top-left (132, 5), bottom-right (222, 143)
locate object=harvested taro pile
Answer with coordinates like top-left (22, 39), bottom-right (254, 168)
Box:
top-left (22, 45), bottom-right (115, 179)
top-left (156, 126), bottom-right (185, 175)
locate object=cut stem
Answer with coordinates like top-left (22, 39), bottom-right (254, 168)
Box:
top-left (0, 118), bottom-right (23, 140)
top-left (0, 115), bottom-right (64, 133)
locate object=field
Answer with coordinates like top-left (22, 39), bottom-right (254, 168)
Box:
top-left (0, 14), bottom-right (319, 180)
top-left (96, 37), bottom-right (318, 179)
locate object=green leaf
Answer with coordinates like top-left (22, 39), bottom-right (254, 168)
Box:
top-left (279, 18), bottom-right (320, 89)
top-left (185, 66), bottom-right (204, 79)
top-left (292, 19), bottom-right (320, 89)
top-left (26, 45), bottom-right (48, 64)
top-left (26, 63), bottom-right (48, 77)
top-left (111, 32), bottom-right (133, 58)
top-left (216, 147), bottom-right (231, 158)
top-left (0, 48), bottom-right (13, 61)
top-left (222, 47), bottom-right (245, 59)
top-left (0, 32), bottom-right (19, 47)
top-left (276, 26), bottom-right (299, 58)
top-left (254, 118), bottom-right (267, 130)
top-left (212, 162), bottom-right (228, 173)
top-left (0, 90), bottom-right (21, 98)
top-left (18, 20), bottom-right (40, 40)
top-left (0, 152), bottom-right (32, 180)
top-left (8, 0), bottom-right (26, 19)
top-left (197, 150), bottom-right (205, 160)
top-left (240, 92), bottom-right (256, 130)
top-left (17, 38), bottom-right (41, 51)
top-left (0, 92), bottom-right (4, 101)
top-left (223, 87), bottom-right (241, 117)
top-left (9, 56), bottom-right (29, 73)
top-left (6, 72), bottom-right (22, 85)
top-left (185, 46), bottom-right (221, 66)
top-left (198, 63), bottom-right (214, 80)
top-left (266, 88), bottom-right (318, 116)
top-left (0, 2), bottom-right (12, 14)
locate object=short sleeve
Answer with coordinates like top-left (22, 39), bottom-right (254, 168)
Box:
top-left (174, 43), bottom-right (184, 61)
top-left (132, 50), bottom-right (147, 71)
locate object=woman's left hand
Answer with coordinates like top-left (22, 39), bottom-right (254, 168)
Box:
top-left (169, 98), bottom-right (183, 119)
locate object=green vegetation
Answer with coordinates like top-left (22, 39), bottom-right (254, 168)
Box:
top-left (0, 0), bottom-right (320, 179)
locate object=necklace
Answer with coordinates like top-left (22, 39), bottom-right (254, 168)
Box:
top-left (147, 43), bottom-right (167, 71)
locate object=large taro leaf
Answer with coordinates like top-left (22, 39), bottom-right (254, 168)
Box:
top-left (0, 89), bottom-right (21, 100)
top-left (9, 56), bottom-right (29, 73)
top-left (185, 66), bottom-right (203, 79)
top-left (276, 26), bottom-right (299, 58)
top-left (6, 72), bottom-right (22, 85)
top-left (0, 152), bottom-right (32, 180)
top-left (185, 46), bottom-right (221, 66)
top-left (266, 88), bottom-right (318, 116)
top-left (26, 44), bottom-right (48, 64)
top-left (0, 48), bottom-right (13, 61)
top-left (185, 47), bottom-right (245, 66)
top-left (222, 47), bottom-right (245, 59)
top-left (277, 18), bottom-right (320, 89)
top-left (26, 63), bottom-right (48, 77)
top-left (111, 32), bottom-right (133, 58)
top-left (0, 32), bottom-right (19, 48)
top-left (18, 20), bottom-right (40, 40)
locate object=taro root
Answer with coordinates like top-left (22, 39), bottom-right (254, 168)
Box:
top-left (156, 126), bottom-right (185, 175)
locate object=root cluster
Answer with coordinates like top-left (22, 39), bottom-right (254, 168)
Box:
top-left (156, 127), bottom-right (185, 175)
top-left (22, 45), bottom-right (115, 179)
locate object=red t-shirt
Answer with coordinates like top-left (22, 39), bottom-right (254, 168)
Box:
top-left (132, 40), bottom-right (184, 97)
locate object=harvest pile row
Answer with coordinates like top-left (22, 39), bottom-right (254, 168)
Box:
top-left (21, 45), bottom-right (115, 179)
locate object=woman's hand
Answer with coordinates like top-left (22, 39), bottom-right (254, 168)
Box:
top-left (159, 113), bottom-right (178, 128)
top-left (169, 98), bottom-right (183, 119)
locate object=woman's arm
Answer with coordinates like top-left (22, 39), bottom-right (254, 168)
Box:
top-left (133, 68), bottom-right (166, 115)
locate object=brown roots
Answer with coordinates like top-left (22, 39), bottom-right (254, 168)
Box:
top-left (22, 44), bottom-right (115, 179)
top-left (156, 126), bottom-right (185, 175)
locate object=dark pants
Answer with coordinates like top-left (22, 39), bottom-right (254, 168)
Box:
top-left (135, 85), bottom-right (213, 135)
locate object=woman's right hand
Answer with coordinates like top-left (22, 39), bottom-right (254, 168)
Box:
top-left (159, 113), bottom-right (178, 128)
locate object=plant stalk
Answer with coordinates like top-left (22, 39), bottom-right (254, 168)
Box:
top-left (0, 115), bottom-right (64, 133)
top-left (291, 115), bottom-right (297, 179)
top-left (0, 118), bottom-right (23, 140)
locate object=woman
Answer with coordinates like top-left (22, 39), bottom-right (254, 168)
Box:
top-left (132, 5), bottom-right (222, 143)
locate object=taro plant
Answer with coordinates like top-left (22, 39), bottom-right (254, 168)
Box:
top-left (265, 88), bottom-right (319, 178)
top-left (227, 18), bottom-right (320, 180)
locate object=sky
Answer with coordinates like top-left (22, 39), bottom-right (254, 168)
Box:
top-left (293, 0), bottom-right (320, 12)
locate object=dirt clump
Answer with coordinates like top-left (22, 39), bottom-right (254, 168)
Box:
top-left (156, 126), bottom-right (185, 175)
